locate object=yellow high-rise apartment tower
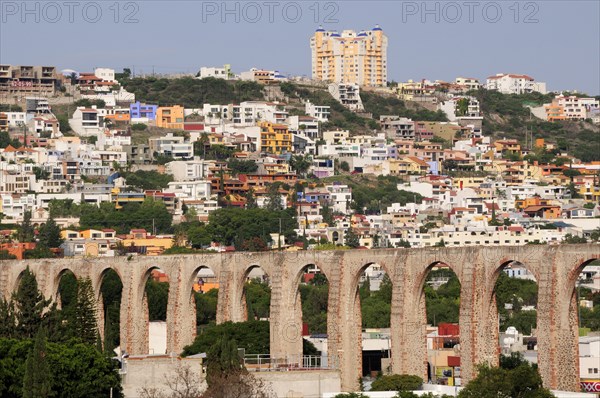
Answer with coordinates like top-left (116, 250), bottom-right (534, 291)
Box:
top-left (311, 25), bottom-right (388, 87)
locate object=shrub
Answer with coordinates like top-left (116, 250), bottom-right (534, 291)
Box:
top-left (371, 374), bottom-right (423, 391)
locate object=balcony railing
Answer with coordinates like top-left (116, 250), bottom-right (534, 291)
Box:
top-left (243, 354), bottom-right (337, 372)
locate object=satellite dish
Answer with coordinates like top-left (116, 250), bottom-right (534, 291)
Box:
top-left (61, 69), bottom-right (79, 77)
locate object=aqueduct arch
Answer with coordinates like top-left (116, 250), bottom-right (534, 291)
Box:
top-left (1, 244), bottom-right (598, 392)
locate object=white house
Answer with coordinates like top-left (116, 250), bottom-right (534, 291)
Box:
top-left (4, 112), bottom-right (26, 127)
top-left (0, 193), bottom-right (36, 219)
top-left (288, 115), bottom-right (319, 140)
top-left (486, 73), bottom-right (547, 94)
top-left (149, 133), bottom-right (193, 160)
top-left (96, 129), bottom-right (132, 150)
top-left (198, 65), bottom-right (231, 80)
top-left (69, 106), bottom-right (105, 137)
top-left (454, 77), bottom-right (481, 91)
top-left (325, 184), bottom-right (352, 214)
top-left (305, 100), bottom-right (330, 122)
top-left (166, 159), bottom-right (214, 181)
top-left (164, 180), bottom-right (211, 201)
top-left (94, 67), bottom-right (116, 82)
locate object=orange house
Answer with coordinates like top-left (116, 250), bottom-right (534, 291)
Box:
top-left (105, 113), bottom-right (130, 122)
top-left (0, 242), bottom-right (36, 260)
top-left (193, 280), bottom-right (219, 293)
top-left (517, 197), bottom-right (563, 218)
top-left (515, 196), bottom-right (554, 210)
top-left (156, 106), bottom-right (185, 130)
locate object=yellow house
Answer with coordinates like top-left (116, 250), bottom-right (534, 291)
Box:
top-left (61, 230), bottom-right (81, 240)
top-left (381, 157), bottom-right (430, 176)
top-left (259, 121), bottom-right (292, 155)
top-left (260, 161), bottom-right (290, 175)
top-left (79, 229), bottom-right (116, 239)
top-left (453, 177), bottom-right (487, 189)
top-left (503, 161), bottom-right (544, 183)
top-left (494, 140), bottom-right (521, 154)
top-left (120, 235), bottom-right (174, 256)
top-left (396, 80), bottom-right (436, 101)
top-left (579, 184), bottom-right (600, 202)
top-left (156, 105), bottom-right (184, 129)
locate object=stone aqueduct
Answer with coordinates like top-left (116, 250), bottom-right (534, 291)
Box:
top-left (1, 244), bottom-right (599, 391)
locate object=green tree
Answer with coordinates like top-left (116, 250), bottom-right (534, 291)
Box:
top-left (396, 239), bottom-right (411, 248)
top-left (339, 160), bottom-right (350, 172)
top-left (23, 246), bottom-right (55, 259)
top-left (371, 374), bottom-right (423, 391)
top-left (14, 268), bottom-right (52, 338)
top-left (0, 297), bottom-right (16, 338)
top-left (289, 154), bottom-right (312, 177)
top-left (563, 233), bottom-right (587, 244)
top-left (0, 250), bottom-right (16, 260)
top-left (456, 97), bottom-right (469, 116)
top-left (37, 216), bottom-right (63, 249)
top-left (56, 272), bottom-right (78, 337)
top-left (48, 199), bottom-right (81, 218)
top-left (424, 270), bottom-right (461, 325)
top-left (100, 270), bottom-right (122, 354)
top-left (33, 167), bottom-right (50, 181)
top-left (22, 328), bottom-right (52, 398)
top-left (145, 278), bottom-right (169, 321)
top-left (265, 184), bottom-right (284, 211)
top-left (122, 170), bottom-right (174, 191)
top-left (206, 337), bottom-right (243, 386)
top-left (344, 228), bottom-right (360, 248)
top-left (500, 352), bottom-right (530, 370)
top-left (0, 130), bottom-right (22, 148)
top-left (321, 203), bottom-right (334, 227)
top-left (202, 337), bottom-right (272, 398)
top-left (245, 278), bottom-right (271, 320)
top-left (245, 188), bottom-right (257, 209)
top-left (79, 199), bottom-right (172, 234)
top-left (183, 320), bottom-right (269, 357)
top-left (458, 364), bottom-right (554, 398)
top-left (73, 278), bottom-right (99, 345)
top-left (17, 210), bottom-right (35, 243)
top-left (228, 158), bottom-right (258, 175)
top-left (299, 280), bottom-right (329, 334)
top-left (195, 289), bottom-right (218, 327)
top-left (361, 274), bottom-right (393, 328)
top-left (184, 206), bottom-right (198, 223)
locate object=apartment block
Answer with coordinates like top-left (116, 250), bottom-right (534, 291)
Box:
top-left (0, 65), bottom-right (62, 96)
top-left (329, 83), bottom-right (364, 111)
top-left (259, 121), bottom-right (292, 155)
top-left (311, 26), bottom-right (388, 87)
top-left (544, 95), bottom-right (600, 122)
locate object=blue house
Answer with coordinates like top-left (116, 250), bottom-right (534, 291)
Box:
top-left (130, 102), bottom-right (158, 120)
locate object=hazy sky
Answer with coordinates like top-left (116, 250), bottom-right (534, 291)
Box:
top-left (1, 1), bottom-right (599, 94)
